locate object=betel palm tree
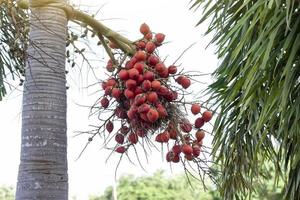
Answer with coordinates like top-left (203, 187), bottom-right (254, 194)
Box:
top-left (15, 0), bottom-right (68, 199)
top-left (190, 0), bottom-right (300, 199)
top-left (0, 0), bottom-right (135, 199)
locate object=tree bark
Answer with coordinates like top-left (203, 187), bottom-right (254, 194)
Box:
top-left (16, 1), bottom-right (68, 199)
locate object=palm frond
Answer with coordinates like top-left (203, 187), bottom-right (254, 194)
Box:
top-left (191, 0), bottom-right (300, 199)
top-left (0, 1), bottom-right (28, 100)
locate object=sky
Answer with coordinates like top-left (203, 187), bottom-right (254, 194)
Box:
top-left (0, 0), bottom-right (218, 199)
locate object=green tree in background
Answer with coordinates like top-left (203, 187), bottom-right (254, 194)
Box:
top-left (90, 171), bottom-right (215, 200)
top-left (0, 167), bottom-right (284, 200)
top-left (91, 169), bottom-right (283, 200)
top-left (0, 185), bottom-right (14, 200)
top-left (190, 0), bottom-right (300, 199)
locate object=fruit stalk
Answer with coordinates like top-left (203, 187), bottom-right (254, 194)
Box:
top-left (17, 0), bottom-right (136, 56)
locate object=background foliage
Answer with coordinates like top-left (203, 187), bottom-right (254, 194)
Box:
top-left (90, 169), bottom-right (283, 200)
top-left (190, 0), bottom-right (300, 199)
top-left (0, 185), bottom-right (14, 200)
top-left (0, 168), bottom-right (284, 200)
top-left (90, 170), bottom-right (216, 200)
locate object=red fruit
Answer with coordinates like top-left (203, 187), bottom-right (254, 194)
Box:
top-left (180, 77), bottom-right (191, 89)
top-left (144, 32), bottom-right (153, 40)
top-left (115, 134), bottom-right (125, 144)
top-left (134, 87), bottom-right (143, 95)
top-left (104, 86), bottom-right (112, 96)
top-left (106, 121), bottom-right (114, 133)
top-left (106, 59), bottom-right (114, 72)
top-left (195, 130), bottom-right (205, 142)
top-left (147, 108), bottom-right (159, 123)
top-left (166, 151), bottom-right (174, 162)
top-left (180, 120), bottom-right (192, 133)
top-left (125, 57), bottom-right (137, 69)
top-left (159, 68), bottom-right (169, 78)
top-left (182, 144), bottom-right (193, 155)
top-left (125, 79), bottom-right (137, 89)
top-left (111, 88), bottom-right (122, 99)
top-left (155, 132), bottom-right (169, 143)
top-left (115, 107), bottom-right (127, 119)
top-left (136, 40), bottom-right (146, 50)
top-left (158, 86), bottom-right (168, 96)
top-left (176, 76), bottom-right (184, 84)
top-left (125, 61), bottom-right (133, 69)
top-left (191, 104), bottom-right (201, 115)
top-left (128, 68), bottom-right (140, 79)
top-left (185, 154), bottom-right (194, 161)
top-left (171, 91), bottom-right (178, 100)
top-left (147, 55), bottom-right (159, 66)
top-left (161, 131), bottom-right (170, 143)
top-left (147, 92), bottom-right (158, 103)
top-left (128, 133), bottom-right (138, 144)
top-left (134, 94), bottom-right (146, 105)
top-left (100, 97), bottom-right (109, 108)
top-left (139, 113), bottom-right (149, 122)
top-left (118, 69), bottom-right (129, 80)
top-left (172, 155), bottom-right (180, 163)
top-left (137, 75), bottom-right (144, 84)
top-left (127, 109), bottom-right (136, 120)
top-left (136, 129), bottom-right (147, 137)
top-left (155, 133), bottom-right (163, 143)
top-left (194, 117), bottom-right (205, 128)
top-left (154, 33), bottom-right (165, 44)
top-left (135, 50), bottom-right (147, 61)
top-left (134, 62), bottom-right (144, 74)
top-left (145, 42), bottom-right (156, 53)
top-left (115, 146), bottom-right (126, 153)
top-left (138, 103), bottom-right (151, 113)
top-left (169, 129), bottom-right (178, 140)
top-left (120, 126), bottom-right (130, 134)
top-left (106, 64), bottom-right (114, 72)
top-left (124, 89), bottom-right (135, 99)
top-left (172, 145), bottom-right (182, 155)
top-left (143, 71), bottom-right (155, 81)
top-left (151, 80), bottom-right (161, 91)
top-left (142, 80), bottom-right (152, 91)
top-left (101, 81), bottom-right (107, 90)
top-left (107, 59), bottom-right (113, 65)
top-left (168, 65), bottom-right (177, 74)
top-left (164, 92), bottom-right (173, 102)
top-left (202, 111), bottom-right (213, 122)
top-left (106, 79), bottom-right (117, 86)
top-left (140, 23), bottom-right (150, 35)
top-left (157, 105), bottom-right (167, 118)
top-left (192, 145), bottom-right (201, 157)
top-left (155, 62), bottom-right (166, 73)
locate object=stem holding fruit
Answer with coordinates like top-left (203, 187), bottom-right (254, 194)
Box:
top-left (18, 0), bottom-right (216, 186)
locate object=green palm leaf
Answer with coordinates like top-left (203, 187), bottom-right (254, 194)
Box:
top-left (0, 1), bottom-right (28, 100)
top-left (191, 0), bottom-right (300, 199)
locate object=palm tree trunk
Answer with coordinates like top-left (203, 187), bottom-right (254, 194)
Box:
top-left (16, 1), bottom-right (68, 199)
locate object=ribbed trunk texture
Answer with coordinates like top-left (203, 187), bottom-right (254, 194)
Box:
top-left (16, 2), bottom-right (68, 199)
